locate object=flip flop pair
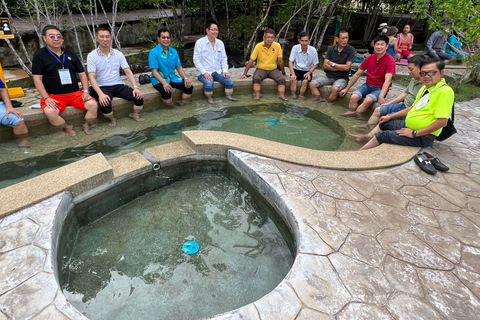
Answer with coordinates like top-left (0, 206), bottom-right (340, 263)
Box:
top-left (414, 152), bottom-right (449, 175)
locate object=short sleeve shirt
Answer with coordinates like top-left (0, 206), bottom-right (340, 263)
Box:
top-left (359, 53), bottom-right (396, 88)
top-left (325, 44), bottom-right (356, 80)
top-left (148, 44), bottom-right (182, 85)
top-left (32, 46), bottom-right (84, 94)
top-left (87, 48), bottom-right (129, 87)
top-left (403, 78), bottom-right (424, 108)
top-left (288, 44), bottom-right (318, 71)
top-left (250, 41), bottom-right (283, 70)
top-left (405, 78), bottom-right (454, 136)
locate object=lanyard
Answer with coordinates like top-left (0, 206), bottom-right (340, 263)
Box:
top-left (46, 46), bottom-right (66, 68)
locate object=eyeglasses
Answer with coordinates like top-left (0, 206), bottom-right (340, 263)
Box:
top-left (209, 28), bottom-right (219, 32)
top-left (47, 34), bottom-right (63, 40)
top-left (420, 71), bottom-right (439, 77)
top-left (338, 37), bottom-right (349, 40)
top-left (161, 36), bottom-right (171, 39)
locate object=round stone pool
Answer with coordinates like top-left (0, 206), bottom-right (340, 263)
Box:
top-left (57, 160), bottom-right (295, 320)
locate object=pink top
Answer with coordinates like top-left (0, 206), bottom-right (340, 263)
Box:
top-left (397, 33), bottom-right (414, 51)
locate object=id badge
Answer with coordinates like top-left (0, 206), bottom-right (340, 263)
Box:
top-left (58, 69), bottom-right (72, 85)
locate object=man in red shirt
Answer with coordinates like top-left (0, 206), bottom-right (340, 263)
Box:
top-left (339, 35), bottom-right (396, 116)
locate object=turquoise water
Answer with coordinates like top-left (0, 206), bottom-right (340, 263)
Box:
top-left (61, 171), bottom-right (293, 320)
top-left (0, 99), bottom-right (349, 188)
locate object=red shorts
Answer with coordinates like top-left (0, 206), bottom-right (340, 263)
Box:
top-left (41, 90), bottom-right (93, 113)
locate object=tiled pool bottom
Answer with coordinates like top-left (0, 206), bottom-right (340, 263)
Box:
top-left (1, 146), bottom-right (480, 319)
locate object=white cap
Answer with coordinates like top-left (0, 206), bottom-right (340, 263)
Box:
top-left (378, 23), bottom-right (388, 29)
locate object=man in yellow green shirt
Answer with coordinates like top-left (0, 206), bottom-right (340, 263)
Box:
top-left (359, 58), bottom-right (454, 150)
top-left (240, 29), bottom-right (287, 100)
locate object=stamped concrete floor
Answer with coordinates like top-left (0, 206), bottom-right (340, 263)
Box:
top-left (0, 99), bottom-right (479, 319)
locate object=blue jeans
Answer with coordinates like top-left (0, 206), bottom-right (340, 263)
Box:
top-left (352, 83), bottom-right (382, 102)
top-left (380, 102), bottom-right (406, 116)
top-left (198, 72), bottom-right (234, 92)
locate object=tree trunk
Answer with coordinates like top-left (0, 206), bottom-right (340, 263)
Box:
top-left (244, 0), bottom-right (274, 61)
top-left (4, 39), bottom-right (32, 76)
top-left (225, 0), bottom-right (230, 36)
top-left (206, 0), bottom-right (217, 22)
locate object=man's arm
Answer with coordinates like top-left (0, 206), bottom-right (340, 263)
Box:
top-left (33, 74), bottom-right (57, 109)
top-left (239, 59), bottom-right (255, 79)
top-left (324, 60), bottom-right (353, 72)
top-left (0, 86), bottom-right (22, 119)
top-left (175, 66), bottom-right (192, 88)
top-left (378, 73), bottom-right (393, 106)
top-left (426, 33), bottom-right (437, 52)
top-left (288, 60), bottom-right (296, 80)
top-left (78, 72), bottom-right (92, 102)
top-left (278, 57), bottom-right (286, 74)
top-left (88, 72), bottom-right (110, 107)
top-left (379, 106), bottom-right (412, 123)
top-left (382, 92), bottom-right (408, 106)
top-left (193, 40), bottom-right (212, 81)
top-left (339, 68), bottom-right (364, 96)
top-left (124, 68), bottom-right (143, 99)
top-left (397, 118), bottom-right (448, 138)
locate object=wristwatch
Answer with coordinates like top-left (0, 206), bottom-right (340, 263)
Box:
top-left (282, 72), bottom-right (286, 75)
top-left (331, 63), bottom-right (336, 67)
top-left (82, 90), bottom-right (89, 93)
top-left (412, 130), bottom-right (417, 138)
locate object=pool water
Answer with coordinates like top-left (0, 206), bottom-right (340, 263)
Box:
top-left (60, 166), bottom-right (294, 320)
top-left (0, 94), bottom-right (364, 188)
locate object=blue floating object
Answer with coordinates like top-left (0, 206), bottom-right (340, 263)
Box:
top-left (182, 241), bottom-right (200, 255)
top-left (266, 118), bottom-right (277, 122)
top-left (264, 121), bottom-right (276, 125)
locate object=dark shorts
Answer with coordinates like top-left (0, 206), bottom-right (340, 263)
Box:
top-left (253, 69), bottom-right (286, 85)
top-left (375, 119), bottom-right (435, 148)
top-left (153, 81), bottom-right (194, 100)
top-left (89, 84), bottom-right (144, 114)
top-left (293, 69), bottom-right (312, 82)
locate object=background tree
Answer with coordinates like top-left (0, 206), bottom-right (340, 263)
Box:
top-left (407, 0), bottom-right (480, 84)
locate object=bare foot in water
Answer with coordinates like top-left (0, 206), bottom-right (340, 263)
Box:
top-left (292, 94), bottom-right (298, 99)
top-left (254, 94), bottom-right (261, 100)
top-left (18, 139), bottom-right (31, 148)
top-left (279, 96), bottom-right (288, 101)
top-left (299, 95), bottom-right (305, 99)
top-left (175, 100), bottom-right (186, 107)
top-left (63, 125), bottom-right (76, 137)
top-left (82, 123), bottom-right (93, 135)
top-left (352, 124), bottom-right (371, 130)
top-left (226, 95), bottom-right (237, 101)
top-left (207, 97), bottom-right (214, 104)
top-left (342, 110), bottom-right (357, 116)
top-left (348, 132), bottom-right (369, 141)
top-left (318, 96), bottom-right (328, 102)
top-left (108, 118), bottom-right (117, 127)
top-left (129, 113), bottom-right (145, 122)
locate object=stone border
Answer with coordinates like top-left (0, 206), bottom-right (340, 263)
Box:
top-left (0, 131), bottom-right (419, 218)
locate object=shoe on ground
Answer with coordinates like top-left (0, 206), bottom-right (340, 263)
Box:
top-left (423, 152), bottom-right (449, 172)
top-left (414, 153), bottom-right (437, 175)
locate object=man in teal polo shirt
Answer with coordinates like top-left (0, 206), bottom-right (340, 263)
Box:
top-left (359, 58), bottom-right (454, 150)
top-left (149, 27), bottom-right (193, 107)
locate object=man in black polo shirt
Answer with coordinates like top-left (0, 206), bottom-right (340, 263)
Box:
top-left (310, 29), bottom-right (356, 102)
top-left (32, 25), bottom-right (97, 136)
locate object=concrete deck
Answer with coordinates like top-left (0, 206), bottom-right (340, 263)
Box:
top-left (0, 68), bottom-right (479, 319)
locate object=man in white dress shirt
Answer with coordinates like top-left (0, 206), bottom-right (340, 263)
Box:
top-left (288, 32), bottom-right (319, 98)
top-left (193, 21), bottom-right (235, 103)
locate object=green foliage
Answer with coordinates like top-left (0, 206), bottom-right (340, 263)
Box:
top-left (406, 0), bottom-right (480, 84)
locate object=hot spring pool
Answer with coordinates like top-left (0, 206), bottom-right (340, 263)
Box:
top-left (0, 94), bottom-right (364, 188)
top-left (57, 161), bottom-right (294, 320)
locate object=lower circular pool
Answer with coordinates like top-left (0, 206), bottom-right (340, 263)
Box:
top-left (58, 161), bottom-right (295, 320)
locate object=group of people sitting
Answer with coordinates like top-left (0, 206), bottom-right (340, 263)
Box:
top-left (0, 22), bottom-right (454, 153)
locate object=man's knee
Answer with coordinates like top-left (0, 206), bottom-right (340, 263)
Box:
top-left (203, 80), bottom-right (214, 92)
top-left (43, 107), bottom-right (60, 119)
top-left (374, 106), bottom-right (381, 116)
top-left (332, 86), bottom-right (340, 93)
top-left (350, 94), bottom-right (360, 102)
top-left (85, 100), bottom-right (98, 113)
